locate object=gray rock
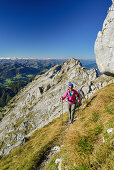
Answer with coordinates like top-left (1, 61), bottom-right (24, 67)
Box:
top-left (55, 157), bottom-right (62, 170)
top-left (82, 82), bottom-right (92, 96)
top-left (102, 81), bottom-right (108, 87)
top-left (95, 0), bottom-right (114, 76)
top-left (107, 128), bottom-right (114, 133)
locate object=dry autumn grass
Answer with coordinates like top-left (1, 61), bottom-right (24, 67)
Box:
top-left (0, 83), bottom-right (114, 170)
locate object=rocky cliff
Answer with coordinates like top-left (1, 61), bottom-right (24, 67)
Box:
top-left (0, 58), bottom-right (113, 155)
top-left (95, 0), bottom-right (114, 76)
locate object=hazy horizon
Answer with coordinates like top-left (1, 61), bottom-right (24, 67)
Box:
top-left (0, 56), bottom-right (96, 60)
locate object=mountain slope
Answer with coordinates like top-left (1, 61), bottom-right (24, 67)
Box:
top-left (0, 83), bottom-right (113, 170)
top-left (0, 58), bottom-right (113, 156)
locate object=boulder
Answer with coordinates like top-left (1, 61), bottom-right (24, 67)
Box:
top-left (95, 0), bottom-right (114, 76)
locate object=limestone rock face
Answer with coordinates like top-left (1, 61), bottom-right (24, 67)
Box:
top-left (0, 58), bottom-right (113, 155)
top-left (95, 0), bottom-right (114, 76)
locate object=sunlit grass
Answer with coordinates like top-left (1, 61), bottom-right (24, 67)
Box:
top-left (13, 74), bottom-right (22, 79)
top-left (5, 78), bottom-right (13, 84)
top-left (26, 74), bottom-right (33, 78)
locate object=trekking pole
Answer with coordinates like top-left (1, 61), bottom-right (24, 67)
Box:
top-left (77, 101), bottom-right (80, 117)
top-left (61, 99), bottom-right (63, 126)
top-left (59, 88), bottom-right (63, 126)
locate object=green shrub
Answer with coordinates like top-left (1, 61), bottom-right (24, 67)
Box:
top-left (94, 124), bottom-right (103, 135)
top-left (78, 136), bottom-right (94, 154)
top-left (92, 112), bottom-right (99, 122)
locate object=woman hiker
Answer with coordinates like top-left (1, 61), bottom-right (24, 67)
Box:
top-left (62, 83), bottom-right (80, 124)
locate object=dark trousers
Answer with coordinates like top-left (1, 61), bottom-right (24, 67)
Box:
top-left (67, 103), bottom-right (76, 123)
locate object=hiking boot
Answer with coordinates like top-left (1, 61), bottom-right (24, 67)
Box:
top-left (68, 121), bottom-right (72, 124)
top-left (73, 116), bottom-right (78, 121)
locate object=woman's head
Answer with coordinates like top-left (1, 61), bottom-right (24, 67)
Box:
top-left (68, 83), bottom-right (73, 91)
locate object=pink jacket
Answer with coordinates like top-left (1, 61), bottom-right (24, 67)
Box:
top-left (62, 89), bottom-right (80, 104)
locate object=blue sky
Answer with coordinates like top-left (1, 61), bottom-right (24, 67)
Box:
top-left (0, 0), bottom-right (112, 59)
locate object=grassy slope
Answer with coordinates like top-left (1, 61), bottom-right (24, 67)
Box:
top-left (0, 84), bottom-right (114, 170)
top-left (59, 83), bottom-right (114, 170)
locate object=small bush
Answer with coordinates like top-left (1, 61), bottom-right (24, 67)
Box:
top-left (88, 124), bottom-right (103, 138)
top-left (92, 112), bottom-right (99, 122)
top-left (94, 124), bottom-right (103, 135)
top-left (78, 136), bottom-right (94, 154)
top-left (78, 166), bottom-right (88, 170)
top-left (3, 164), bottom-right (10, 170)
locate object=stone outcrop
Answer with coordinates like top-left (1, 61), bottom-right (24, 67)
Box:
top-left (0, 58), bottom-right (113, 155)
top-left (95, 0), bottom-right (114, 76)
